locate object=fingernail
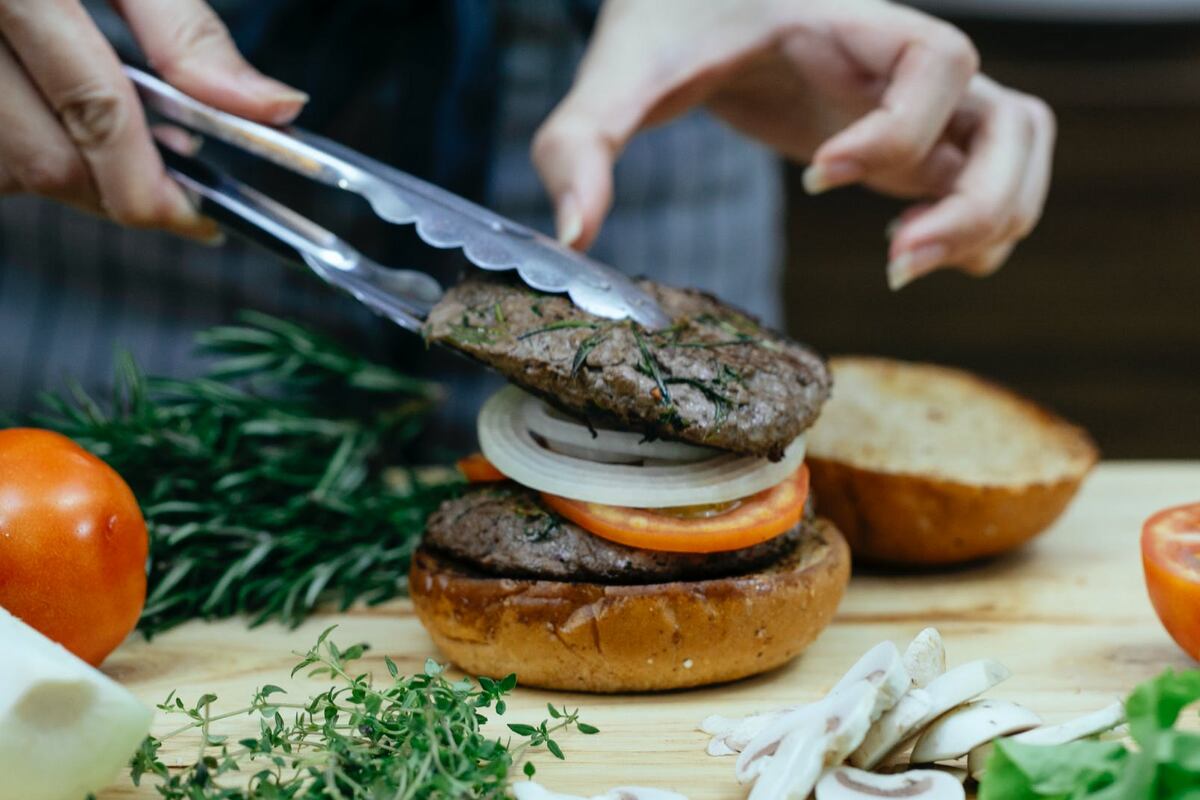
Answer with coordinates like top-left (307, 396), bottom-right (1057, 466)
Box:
top-left (887, 243), bottom-right (948, 291)
top-left (268, 94), bottom-right (309, 125)
top-left (556, 192), bottom-right (583, 246)
top-left (243, 73), bottom-right (309, 125)
top-left (197, 224), bottom-right (226, 247)
top-left (151, 125), bottom-right (204, 156)
top-left (802, 160), bottom-right (862, 195)
top-left (884, 216), bottom-right (902, 241)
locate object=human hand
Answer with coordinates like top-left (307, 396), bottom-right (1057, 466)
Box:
top-left (533, 0), bottom-right (1054, 289)
top-left (0, 0), bottom-right (307, 240)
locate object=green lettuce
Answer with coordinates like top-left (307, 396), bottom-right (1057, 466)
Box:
top-left (979, 670), bottom-right (1200, 800)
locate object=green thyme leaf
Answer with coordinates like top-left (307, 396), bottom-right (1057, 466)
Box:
top-left (130, 630), bottom-right (597, 799)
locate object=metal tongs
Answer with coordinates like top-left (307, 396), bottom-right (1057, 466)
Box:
top-left (125, 66), bottom-right (670, 332)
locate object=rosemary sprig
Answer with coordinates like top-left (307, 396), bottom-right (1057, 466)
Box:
top-left (631, 326), bottom-right (672, 406)
top-left (32, 312), bottom-right (460, 637)
top-left (130, 627), bottom-right (598, 799)
top-left (517, 320), bottom-right (599, 340)
top-left (570, 330), bottom-right (609, 376)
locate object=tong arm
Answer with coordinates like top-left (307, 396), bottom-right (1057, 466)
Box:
top-left (158, 145), bottom-right (441, 333)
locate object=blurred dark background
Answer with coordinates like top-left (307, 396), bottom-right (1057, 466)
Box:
top-left (784, 5), bottom-right (1200, 458)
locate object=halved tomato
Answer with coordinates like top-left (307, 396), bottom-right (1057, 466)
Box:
top-left (1142, 502), bottom-right (1200, 662)
top-left (457, 452), bottom-right (507, 483)
top-left (540, 465), bottom-right (810, 554)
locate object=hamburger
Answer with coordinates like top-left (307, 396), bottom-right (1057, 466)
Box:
top-left (409, 276), bottom-right (849, 692)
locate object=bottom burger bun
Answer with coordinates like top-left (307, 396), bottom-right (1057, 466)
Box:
top-left (806, 356), bottom-right (1099, 566)
top-left (409, 519), bottom-right (850, 693)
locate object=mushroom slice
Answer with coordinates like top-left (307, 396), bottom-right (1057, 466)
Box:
top-left (849, 689), bottom-right (934, 770)
top-left (513, 782), bottom-right (587, 800)
top-left (734, 640), bottom-right (907, 776)
top-left (910, 699), bottom-right (1042, 763)
top-left (830, 640), bottom-right (912, 718)
top-left (701, 709), bottom-right (789, 756)
top-left (966, 701), bottom-right (1125, 780)
top-left (902, 629), bottom-right (946, 689)
top-left (749, 683), bottom-right (879, 800)
top-left (851, 659), bottom-right (1011, 769)
top-left (699, 714), bottom-right (739, 737)
top-left (596, 788), bottom-right (690, 800)
top-left (931, 765), bottom-right (968, 784)
top-left (815, 766), bottom-right (964, 800)
top-left (1012, 701), bottom-right (1124, 746)
top-left (737, 703), bottom-right (826, 783)
top-left (513, 783), bottom-right (690, 800)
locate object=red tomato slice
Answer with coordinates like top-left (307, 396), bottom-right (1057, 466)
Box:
top-left (457, 452), bottom-right (507, 483)
top-left (540, 465), bottom-right (810, 554)
top-left (1142, 502), bottom-right (1200, 662)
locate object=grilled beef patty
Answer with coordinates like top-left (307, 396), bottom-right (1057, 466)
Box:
top-left (421, 483), bottom-right (811, 584)
top-left (425, 277), bottom-right (830, 461)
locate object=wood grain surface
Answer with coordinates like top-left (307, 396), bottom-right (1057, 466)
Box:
top-left (97, 462), bottom-right (1200, 799)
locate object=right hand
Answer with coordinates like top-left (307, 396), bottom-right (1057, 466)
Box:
top-left (0, 0), bottom-right (307, 240)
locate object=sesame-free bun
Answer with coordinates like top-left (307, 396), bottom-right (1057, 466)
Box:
top-left (408, 519), bottom-right (850, 693)
top-left (806, 357), bottom-right (1099, 566)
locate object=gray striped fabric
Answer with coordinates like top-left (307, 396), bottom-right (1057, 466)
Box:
top-left (0, 1), bottom-right (782, 450)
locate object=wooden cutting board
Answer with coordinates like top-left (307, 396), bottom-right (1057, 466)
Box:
top-left (97, 462), bottom-right (1200, 799)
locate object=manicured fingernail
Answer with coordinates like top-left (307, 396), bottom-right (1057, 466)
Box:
top-left (556, 192), bottom-right (583, 246)
top-left (884, 216), bottom-right (902, 241)
top-left (802, 160), bottom-right (862, 194)
top-left (268, 94), bottom-right (309, 125)
top-left (197, 224), bottom-right (226, 247)
top-left (887, 243), bottom-right (948, 291)
top-left (152, 125), bottom-right (203, 156)
top-left (243, 73), bottom-right (309, 124)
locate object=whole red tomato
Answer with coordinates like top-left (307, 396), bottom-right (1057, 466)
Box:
top-left (0, 428), bottom-right (147, 665)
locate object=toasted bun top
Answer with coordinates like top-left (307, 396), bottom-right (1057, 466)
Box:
top-left (807, 356), bottom-right (1098, 486)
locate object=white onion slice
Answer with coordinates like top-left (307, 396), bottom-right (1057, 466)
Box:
top-left (523, 398), bottom-right (719, 463)
top-left (478, 386), bottom-right (806, 508)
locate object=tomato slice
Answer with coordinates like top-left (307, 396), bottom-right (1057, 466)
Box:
top-left (1142, 503), bottom-right (1200, 662)
top-left (457, 452), bottom-right (507, 483)
top-left (540, 465), bottom-right (810, 554)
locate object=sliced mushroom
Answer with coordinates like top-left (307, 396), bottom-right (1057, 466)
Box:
top-left (706, 737), bottom-right (738, 757)
top-left (513, 782), bottom-right (690, 800)
top-left (833, 641), bottom-right (913, 719)
top-left (902, 629), bottom-right (946, 689)
top-left (850, 659), bottom-right (1011, 769)
top-left (909, 699), bottom-right (1042, 763)
top-left (815, 766), bottom-right (964, 800)
top-left (699, 714), bottom-right (739, 737)
top-left (749, 682), bottom-right (879, 800)
top-left (512, 782), bottom-right (586, 800)
top-left (737, 703), bottom-right (827, 784)
top-left (596, 787), bottom-right (690, 800)
top-left (966, 700), bottom-right (1125, 780)
top-left (848, 689), bottom-right (935, 770)
top-left (930, 765), bottom-right (968, 784)
top-left (1012, 701), bottom-right (1124, 746)
top-left (701, 709), bottom-right (789, 756)
top-left (733, 641), bottom-right (907, 775)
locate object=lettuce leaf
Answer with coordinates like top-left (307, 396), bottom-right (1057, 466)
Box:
top-left (978, 670), bottom-right (1200, 800)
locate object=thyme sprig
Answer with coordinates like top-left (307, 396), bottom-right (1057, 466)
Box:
top-left (32, 312), bottom-right (460, 637)
top-left (130, 628), bottom-right (598, 799)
